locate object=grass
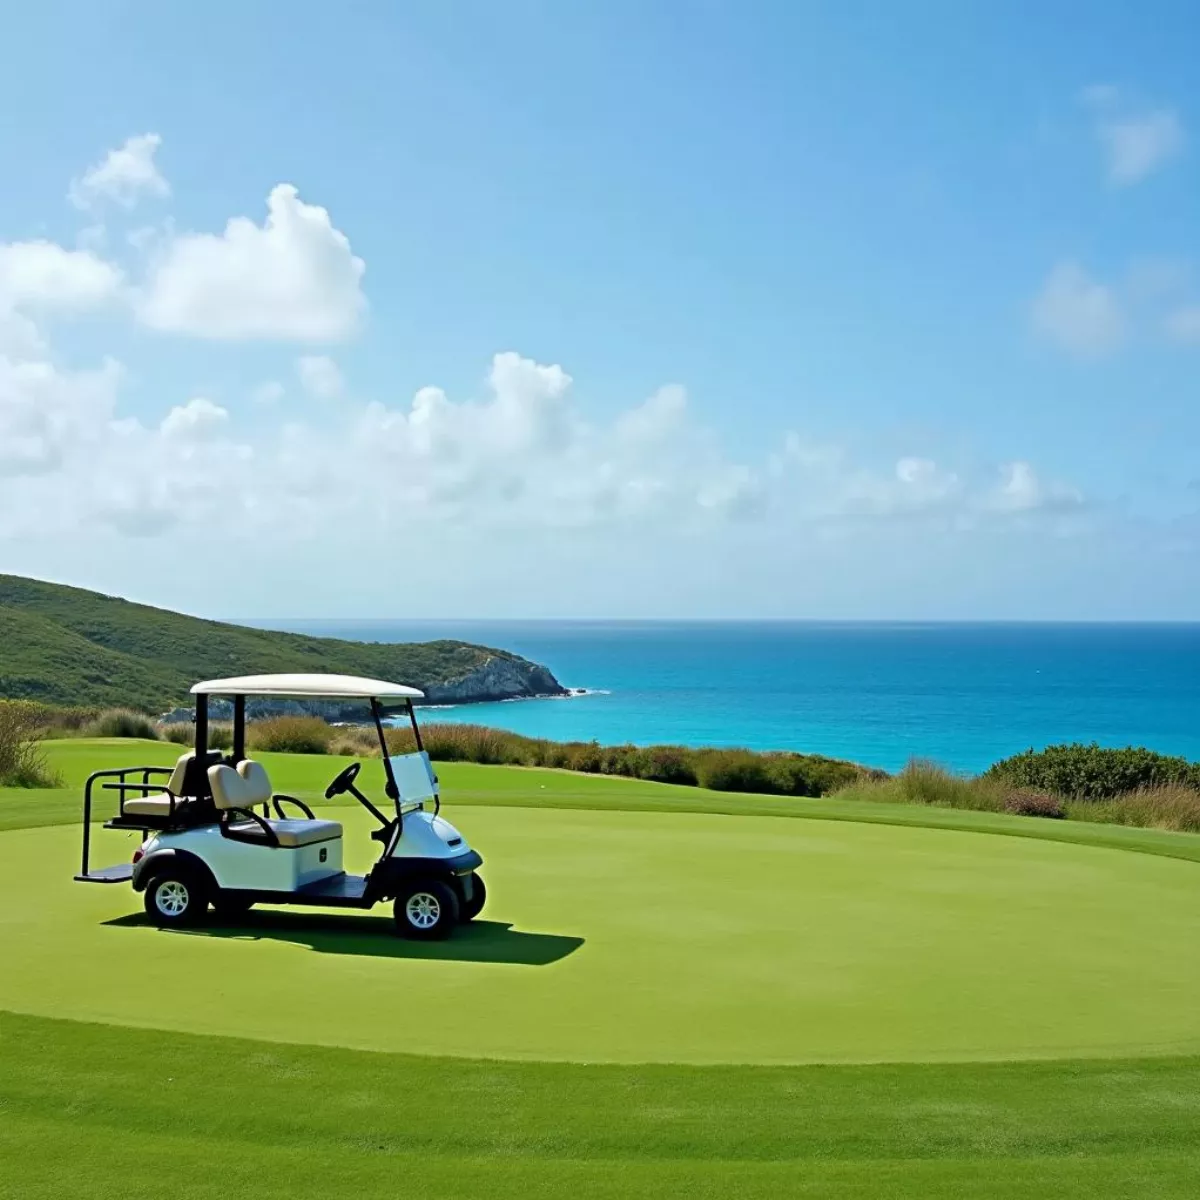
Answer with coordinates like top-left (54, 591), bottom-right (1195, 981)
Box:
top-left (10, 740), bottom-right (1200, 870)
top-left (6, 1011), bottom-right (1200, 1199)
top-left (7, 739), bottom-right (1200, 1194)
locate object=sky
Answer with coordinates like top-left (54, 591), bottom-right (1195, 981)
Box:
top-left (1, 1), bottom-right (1199, 620)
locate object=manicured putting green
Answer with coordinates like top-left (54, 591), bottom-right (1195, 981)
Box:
top-left (5, 805), bottom-right (1200, 1063)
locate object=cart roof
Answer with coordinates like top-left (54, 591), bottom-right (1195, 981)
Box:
top-left (190, 673), bottom-right (424, 700)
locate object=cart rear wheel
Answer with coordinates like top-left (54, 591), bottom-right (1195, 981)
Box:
top-left (144, 867), bottom-right (208, 928)
top-left (461, 872), bottom-right (487, 922)
top-left (394, 880), bottom-right (459, 940)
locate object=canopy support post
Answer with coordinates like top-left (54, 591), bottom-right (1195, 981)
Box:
top-left (371, 699), bottom-right (399, 802)
top-left (232, 695), bottom-right (246, 763)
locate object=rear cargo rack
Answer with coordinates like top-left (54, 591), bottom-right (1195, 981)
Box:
top-left (80, 765), bottom-right (173, 880)
top-left (75, 863), bottom-right (134, 884)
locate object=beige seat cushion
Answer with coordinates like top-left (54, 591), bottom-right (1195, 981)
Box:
top-left (227, 818), bottom-right (343, 848)
top-left (124, 751), bottom-right (202, 817)
top-left (209, 762), bottom-right (272, 811)
top-left (123, 794), bottom-right (186, 818)
top-left (166, 750), bottom-right (195, 797)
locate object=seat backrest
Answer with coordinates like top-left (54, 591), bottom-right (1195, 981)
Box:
top-left (167, 751), bottom-right (194, 796)
top-left (208, 760), bottom-right (272, 811)
top-left (236, 759), bottom-right (272, 797)
top-left (167, 749), bottom-right (223, 798)
top-left (388, 751), bottom-right (438, 805)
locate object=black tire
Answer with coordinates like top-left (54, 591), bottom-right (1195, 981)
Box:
top-left (144, 867), bottom-right (209, 927)
top-left (211, 893), bottom-right (255, 921)
top-left (394, 880), bottom-right (459, 941)
top-left (461, 873), bottom-right (487, 922)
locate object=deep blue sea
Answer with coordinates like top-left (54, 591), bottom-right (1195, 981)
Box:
top-left (250, 621), bottom-right (1200, 774)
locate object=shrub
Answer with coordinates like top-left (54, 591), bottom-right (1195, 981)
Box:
top-left (208, 723), bottom-right (233, 751)
top-left (328, 725), bottom-right (382, 758)
top-left (1000, 789), bottom-right (1065, 819)
top-left (563, 741), bottom-right (604, 773)
top-left (694, 748), bottom-right (775, 794)
top-left (633, 745), bottom-right (698, 786)
top-left (248, 715), bottom-right (334, 755)
top-left (0, 700), bottom-right (62, 788)
top-left (85, 708), bottom-right (160, 740)
top-left (32, 705), bottom-right (97, 738)
top-left (1070, 784), bottom-right (1200, 833)
top-left (895, 759), bottom-right (1002, 811)
top-left (388, 723), bottom-right (526, 766)
top-left (159, 722), bottom-right (193, 745)
top-left (986, 743), bottom-right (1200, 800)
top-left (762, 752), bottom-right (871, 797)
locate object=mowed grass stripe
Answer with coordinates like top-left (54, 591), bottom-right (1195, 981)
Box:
top-left (7, 738), bottom-right (1200, 869)
top-left (8, 807), bottom-right (1200, 1064)
top-left (4, 1012), bottom-right (1200, 1199)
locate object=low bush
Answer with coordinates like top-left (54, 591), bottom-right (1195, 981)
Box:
top-left (895, 759), bottom-right (1004, 812)
top-left (208, 723), bottom-right (233, 751)
top-left (986, 743), bottom-right (1200, 800)
top-left (328, 725), bottom-right (381, 758)
top-left (248, 716), bottom-right (334, 755)
top-left (85, 708), bottom-right (160, 740)
top-left (694, 749), bottom-right (775, 794)
top-left (632, 745), bottom-right (698, 786)
top-left (159, 722), bottom-right (193, 745)
top-left (763, 752), bottom-right (875, 798)
top-left (34, 705), bottom-right (97, 738)
top-left (0, 700), bottom-right (62, 788)
top-left (999, 789), bottom-right (1065, 819)
top-left (1069, 784), bottom-right (1200, 833)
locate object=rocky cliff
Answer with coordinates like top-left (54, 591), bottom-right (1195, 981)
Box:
top-left (421, 653), bottom-right (565, 704)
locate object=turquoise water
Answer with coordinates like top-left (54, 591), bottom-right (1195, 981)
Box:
top-left (254, 621), bottom-right (1200, 774)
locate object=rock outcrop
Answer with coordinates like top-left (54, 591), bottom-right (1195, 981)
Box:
top-left (421, 654), bottom-right (565, 705)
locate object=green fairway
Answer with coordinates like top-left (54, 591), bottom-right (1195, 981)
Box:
top-left (7, 796), bottom-right (1200, 1062)
top-left (6, 738), bottom-right (1200, 1195)
top-left (6, 1011), bottom-right (1200, 1200)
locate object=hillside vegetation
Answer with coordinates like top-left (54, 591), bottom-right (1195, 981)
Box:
top-left (0, 575), bottom-right (560, 711)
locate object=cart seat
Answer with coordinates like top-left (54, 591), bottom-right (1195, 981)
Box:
top-left (210, 760), bottom-right (342, 849)
top-left (123, 751), bottom-right (202, 818)
top-left (226, 818), bottom-right (343, 847)
top-left (123, 795), bottom-right (188, 818)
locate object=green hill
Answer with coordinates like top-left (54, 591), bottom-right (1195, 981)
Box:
top-left (0, 575), bottom-right (564, 712)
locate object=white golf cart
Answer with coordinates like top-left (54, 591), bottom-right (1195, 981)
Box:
top-left (75, 673), bottom-right (485, 940)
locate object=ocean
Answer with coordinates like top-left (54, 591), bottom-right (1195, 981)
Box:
top-left (250, 621), bottom-right (1200, 774)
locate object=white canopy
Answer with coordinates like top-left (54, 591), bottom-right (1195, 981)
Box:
top-left (190, 673), bottom-right (424, 700)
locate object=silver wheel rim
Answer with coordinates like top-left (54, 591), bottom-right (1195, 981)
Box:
top-left (406, 892), bottom-right (440, 929)
top-left (156, 879), bottom-right (189, 917)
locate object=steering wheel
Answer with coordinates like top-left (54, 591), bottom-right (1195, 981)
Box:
top-left (324, 761), bottom-right (361, 800)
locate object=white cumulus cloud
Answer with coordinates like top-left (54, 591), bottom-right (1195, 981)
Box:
top-left (138, 184), bottom-right (365, 341)
top-left (160, 397), bottom-right (229, 440)
top-left (0, 354), bottom-right (123, 476)
top-left (70, 133), bottom-right (170, 210)
top-left (0, 240), bottom-right (123, 311)
top-left (297, 355), bottom-right (344, 399)
top-left (985, 461), bottom-right (1084, 514)
top-left (1082, 88), bottom-right (1185, 185)
top-left (1031, 262), bottom-right (1125, 357)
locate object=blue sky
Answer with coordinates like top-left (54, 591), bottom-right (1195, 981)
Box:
top-left (1, 2), bottom-right (1198, 619)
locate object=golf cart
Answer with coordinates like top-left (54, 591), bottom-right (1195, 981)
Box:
top-left (75, 673), bottom-right (485, 940)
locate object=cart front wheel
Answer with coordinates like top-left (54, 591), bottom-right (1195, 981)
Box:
top-left (461, 873), bottom-right (487, 922)
top-left (394, 880), bottom-right (459, 940)
top-left (144, 868), bottom-right (208, 927)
